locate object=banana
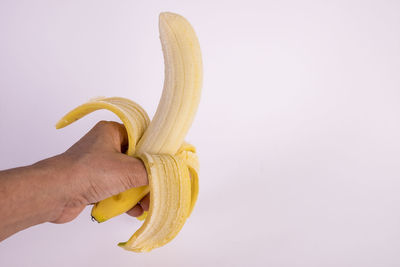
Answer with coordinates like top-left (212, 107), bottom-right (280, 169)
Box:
top-left (56, 12), bottom-right (202, 252)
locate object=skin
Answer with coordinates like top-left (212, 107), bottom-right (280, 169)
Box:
top-left (0, 121), bottom-right (150, 242)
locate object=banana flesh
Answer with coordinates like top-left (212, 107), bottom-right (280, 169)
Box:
top-left (56, 12), bottom-right (202, 252)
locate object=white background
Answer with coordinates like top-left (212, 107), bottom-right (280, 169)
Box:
top-left (1, 1), bottom-right (400, 266)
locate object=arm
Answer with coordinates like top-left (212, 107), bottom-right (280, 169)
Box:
top-left (0, 121), bottom-right (149, 241)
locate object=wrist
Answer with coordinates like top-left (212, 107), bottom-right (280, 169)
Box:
top-left (29, 156), bottom-right (73, 222)
top-left (0, 160), bottom-right (69, 240)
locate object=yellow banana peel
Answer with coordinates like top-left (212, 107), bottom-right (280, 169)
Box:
top-left (56, 12), bottom-right (202, 252)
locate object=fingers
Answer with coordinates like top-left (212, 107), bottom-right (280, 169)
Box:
top-left (139, 194), bottom-right (150, 211)
top-left (126, 194), bottom-right (150, 217)
top-left (110, 121), bottom-right (129, 153)
top-left (126, 204), bottom-right (143, 217)
top-left (66, 121), bottom-right (129, 154)
top-left (94, 121), bottom-right (129, 153)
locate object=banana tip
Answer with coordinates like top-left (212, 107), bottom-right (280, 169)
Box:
top-left (118, 242), bottom-right (127, 248)
top-left (55, 120), bottom-right (67, 129)
top-left (159, 12), bottom-right (183, 23)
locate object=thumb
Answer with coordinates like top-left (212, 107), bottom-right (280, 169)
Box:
top-left (81, 153), bottom-right (148, 205)
top-left (113, 153), bottom-right (148, 190)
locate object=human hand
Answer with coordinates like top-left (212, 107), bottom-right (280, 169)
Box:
top-left (44, 121), bottom-right (150, 223)
top-left (0, 121), bottom-right (150, 241)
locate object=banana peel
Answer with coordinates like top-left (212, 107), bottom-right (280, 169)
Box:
top-left (56, 12), bottom-right (202, 252)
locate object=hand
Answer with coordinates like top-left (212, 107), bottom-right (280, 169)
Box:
top-left (48, 121), bottom-right (150, 223)
top-left (0, 121), bottom-right (150, 241)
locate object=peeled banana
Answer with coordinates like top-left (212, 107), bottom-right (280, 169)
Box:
top-left (56, 12), bottom-right (202, 252)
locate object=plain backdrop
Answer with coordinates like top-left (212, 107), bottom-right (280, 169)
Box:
top-left (1, 0), bottom-right (400, 266)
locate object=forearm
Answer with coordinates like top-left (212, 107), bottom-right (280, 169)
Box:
top-left (0, 159), bottom-right (65, 241)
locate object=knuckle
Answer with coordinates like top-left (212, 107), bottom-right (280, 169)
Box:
top-left (95, 120), bottom-right (109, 127)
top-left (95, 120), bottom-right (123, 133)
